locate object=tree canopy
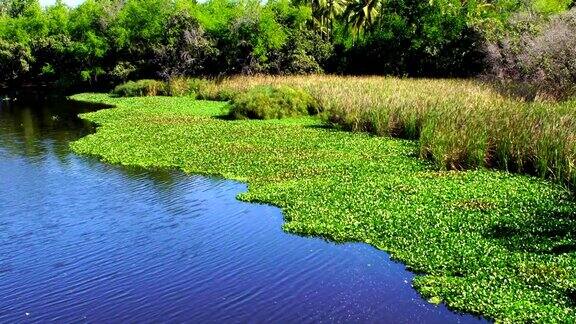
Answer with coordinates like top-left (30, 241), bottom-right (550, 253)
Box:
top-left (0, 0), bottom-right (571, 88)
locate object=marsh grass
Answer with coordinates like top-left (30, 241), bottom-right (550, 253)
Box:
top-left (228, 85), bottom-right (319, 120)
top-left (166, 77), bottom-right (197, 97)
top-left (112, 79), bottom-right (167, 97)
top-left (203, 75), bottom-right (576, 188)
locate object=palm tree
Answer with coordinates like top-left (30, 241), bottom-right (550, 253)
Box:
top-left (320, 0), bottom-right (347, 29)
top-left (298, 0), bottom-right (348, 39)
top-left (343, 0), bottom-right (381, 36)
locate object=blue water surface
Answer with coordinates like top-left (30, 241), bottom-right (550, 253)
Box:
top-left (0, 98), bottom-right (486, 323)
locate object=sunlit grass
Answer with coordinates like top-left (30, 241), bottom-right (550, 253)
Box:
top-left (205, 75), bottom-right (576, 188)
top-left (70, 93), bottom-right (576, 322)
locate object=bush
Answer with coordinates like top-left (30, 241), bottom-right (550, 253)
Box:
top-left (166, 77), bottom-right (197, 97)
top-left (112, 77), bottom-right (241, 100)
top-left (112, 80), bottom-right (167, 97)
top-left (228, 85), bottom-right (318, 120)
top-left (163, 77), bottom-right (240, 101)
top-left (485, 8), bottom-right (576, 100)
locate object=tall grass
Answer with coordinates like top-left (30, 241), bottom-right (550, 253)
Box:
top-left (112, 79), bottom-right (166, 97)
top-left (207, 75), bottom-right (576, 188)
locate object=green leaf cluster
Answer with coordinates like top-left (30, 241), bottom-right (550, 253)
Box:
top-left (228, 85), bottom-right (319, 120)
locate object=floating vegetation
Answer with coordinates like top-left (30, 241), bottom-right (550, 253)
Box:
top-left (70, 93), bottom-right (576, 322)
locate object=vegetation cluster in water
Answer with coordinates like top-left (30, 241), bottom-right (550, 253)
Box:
top-left (111, 75), bottom-right (576, 190)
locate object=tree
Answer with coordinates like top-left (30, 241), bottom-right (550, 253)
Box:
top-left (0, 0), bottom-right (38, 18)
top-left (296, 0), bottom-right (346, 39)
top-left (69, 2), bottom-right (108, 59)
top-left (343, 0), bottom-right (380, 36)
top-left (0, 39), bottom-right (33, 82)
top-left (153, 11), bottom-right (218, 78)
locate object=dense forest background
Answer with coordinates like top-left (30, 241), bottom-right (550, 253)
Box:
top-left (0, 0), bottom-right (574, 90)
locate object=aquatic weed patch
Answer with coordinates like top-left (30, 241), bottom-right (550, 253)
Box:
top-left (195, 75), bottom-right (576, 189)
top-left (70, 93), bottom-right (576, 322)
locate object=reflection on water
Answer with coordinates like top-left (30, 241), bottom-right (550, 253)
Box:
top-left (0, 99), bottom-right (99, 161)
top-left (0, 98), bottom-right (486, 323)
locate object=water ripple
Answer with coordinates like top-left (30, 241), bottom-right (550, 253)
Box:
top-left (0, 99), bottom-right (487, 323)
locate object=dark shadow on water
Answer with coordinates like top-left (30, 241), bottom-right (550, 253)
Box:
top-left (304, 123), bottom-right (335, 130)
top-left (486, 209), bottom-right (576, 255)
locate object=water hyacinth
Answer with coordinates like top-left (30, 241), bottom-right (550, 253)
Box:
top-left (70, 93), bottom-right (576, 322)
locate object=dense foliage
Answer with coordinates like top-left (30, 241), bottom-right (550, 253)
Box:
top-left (228, 85), bottom-right (318, 119)
top-left (0, 0), bottom-right (572, 88)
top-left (70, 93), bottom-right (576, 322)
top-left (486, 7), bottom-right (576, 100)
top-left (112, 79), bottom-right (166, 97)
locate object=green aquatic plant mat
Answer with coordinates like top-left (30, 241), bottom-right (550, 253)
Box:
top-left (70, 94), bottom-right (576, 322)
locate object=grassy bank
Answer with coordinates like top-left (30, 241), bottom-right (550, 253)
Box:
top-left (70, 93), bottom-right (576, 322)
top-left (189, 76), bottom-right (576, 189)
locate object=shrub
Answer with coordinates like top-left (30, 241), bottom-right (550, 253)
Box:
top-left (166, 77), bottom-right (197, 97)
top-left (485, 8), bottom-right (576, 100)
top-left (228, 85), bottom-right (318, 120)
top-left (112, 80), bottom-right (166, 97)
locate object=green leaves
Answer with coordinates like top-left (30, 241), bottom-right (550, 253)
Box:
top-left (70, 93), bottom-right (576, 322)
top-left (228, 85), bottom-right (318, 120)
top-left (343, 0), bottom-right (380, 36)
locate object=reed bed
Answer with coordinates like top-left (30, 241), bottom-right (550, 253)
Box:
top-left (211, 75), bottom-right (576, 188)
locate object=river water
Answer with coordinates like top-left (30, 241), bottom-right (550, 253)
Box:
top-left (0, 98), bottom-right (486, 323)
